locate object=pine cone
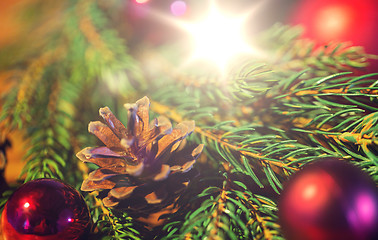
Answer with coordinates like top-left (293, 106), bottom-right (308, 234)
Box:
top-left (77, 96), bottom-right (203, 213)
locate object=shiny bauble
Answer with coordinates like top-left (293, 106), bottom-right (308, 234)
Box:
top-left (279, 158), bottom-right (378, 240)
top-left (289, 0), bottom-right (378, 72)
top-left (1, 178), bottom-right (90, 240)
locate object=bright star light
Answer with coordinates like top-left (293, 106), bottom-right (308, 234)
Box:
top-left (144, 0), bottom-right (264, 74)
top-left (183, 6), bottom-right (253, 71)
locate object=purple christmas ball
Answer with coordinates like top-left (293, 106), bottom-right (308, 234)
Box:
top-left (1, 178), bottom-right (91, 240)
top-left (279, 158), bottom-right (378, 240)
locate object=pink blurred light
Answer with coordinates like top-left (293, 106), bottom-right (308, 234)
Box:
top-left (128, 1), bottom-right (150, 19)
top-left (347, 191), bottom-right (377, 238)
top-left (355, 192), bottom-right (376, 227)
top-left (170, 1), bottom-right (187, 16)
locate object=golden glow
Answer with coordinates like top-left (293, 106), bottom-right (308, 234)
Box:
top-left (135, 0), bottom-right (149, 4)
top-left (151, 0), bottom-right (261, 73)
top-left (183, 7), bottom-right (253, 70)
top-left (145, 0), bottom-right (265, 75)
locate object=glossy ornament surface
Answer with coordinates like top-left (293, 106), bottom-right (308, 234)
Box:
top-left (279, 158), bottom-right (378, 240)
top-left (1, 178), bottom-right (90, 240)
top-left (289, 0), bottom-right (378, 72)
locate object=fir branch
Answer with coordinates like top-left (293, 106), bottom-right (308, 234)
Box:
top-left (150, 99), bottom-right (339, 195)
top-left (247, 70), bottom-right (378, 178)
top-left (1, 3), bottom-right (377, 239)
top-left (162, 175), bottom-right (282, 239)
top-left (77, 0), bottom-right (114, 62)
top-left (1, 0), bottom-right (144, 184)
top-left (145, 49), bottom-right (274, 115)
top-left (249, 72), bottom-right (377, 135)
top-left (257, 23), bottom-right (371, 76)
top-left (230, 63), bottom-right (275, 102)
top-left (0, 47), bottom-right (66, 129)
top-left (86, 192), bottom-right (142, 240)
top-left (292, 112), bottom-right (378, 180)
top-left (19, 77), bottom-right (70, 182)
top-left (81, 162), bottom-right (142, 240)
top-left (72, 0), bottom-right (145, 93)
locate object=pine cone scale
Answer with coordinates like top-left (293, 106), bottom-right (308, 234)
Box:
top-left (81, 177), bottom-right (116, 191)
top-left (109, 186), bottom-right (138, 199)
top-left (99, 106), bottom-right (128, 139)
top-left (87, 168), bottom-right (118, 181)
top-left (152, 164), bottom-right (171, 181)
top-left (155, 121), bottom-right (194, 160)
top-left (88, 121), bottom-right (124, 149)
top-left (76, 147), bottom-right (132, 168)
top-left (134, 96), bottom-right (150, 134)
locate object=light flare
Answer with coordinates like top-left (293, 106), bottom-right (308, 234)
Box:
top-left (183, 7), bottom-right (253, 70)
top-left (149, 0), bottom-right (264, 74)
top-left (135, 0), bottom-right (149, 4)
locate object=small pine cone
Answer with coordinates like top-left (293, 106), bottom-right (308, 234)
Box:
top-left (77, 96), bottom-right (203, 214)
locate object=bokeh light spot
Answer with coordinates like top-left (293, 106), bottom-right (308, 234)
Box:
top-left (356, 192), bottom-right (376, 226)
top-left (171, 1), bottom-right (187, 17)
top-left (314, 5), bottom-right (353, 41)
top-left (135, 0), bottom-right (149, 4)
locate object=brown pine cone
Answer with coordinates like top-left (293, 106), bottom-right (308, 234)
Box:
top-left (77, 96), bottom-right (203, 214)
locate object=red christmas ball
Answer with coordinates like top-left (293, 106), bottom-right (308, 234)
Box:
top-left (1, 178), bottom-right (91, 240)
top-left (289, 0), bottom-right (378, 71)
top-left (279, 158), bottom-right (378, 240)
